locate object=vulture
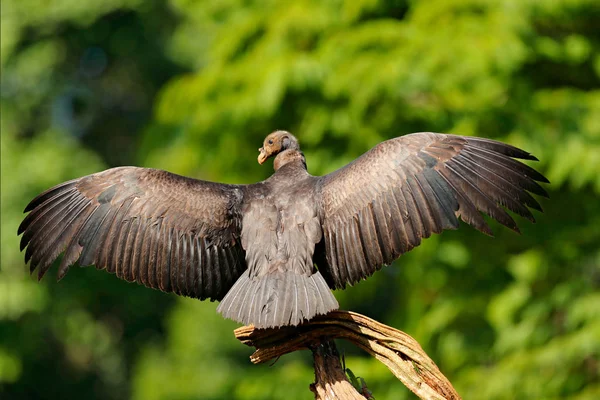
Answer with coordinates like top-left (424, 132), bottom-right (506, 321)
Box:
top-left (19, 131), bottom-right (548, 328)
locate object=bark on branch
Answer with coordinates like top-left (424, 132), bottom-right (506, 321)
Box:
top-left (234, 310), bottom-right (461, 400)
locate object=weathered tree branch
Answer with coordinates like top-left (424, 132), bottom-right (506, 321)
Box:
top-left (309, 338), bottom-right (366, 399)
top-left (234, 310), bottom-right (461, 400)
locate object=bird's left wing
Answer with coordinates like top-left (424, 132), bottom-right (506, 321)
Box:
top-left (316, 132), bottom-right (548, 289)
top-left (19, 166), bottom-right (248, 301)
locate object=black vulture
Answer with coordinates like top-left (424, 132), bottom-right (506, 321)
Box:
top-left (19, 131), bottom-right (548, 328)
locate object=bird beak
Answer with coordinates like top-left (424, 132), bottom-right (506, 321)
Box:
top-left (258, 147), bottom-right (268, 164)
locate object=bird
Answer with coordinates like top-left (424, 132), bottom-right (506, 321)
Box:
top-left (18, 131), bottom-right (548, 328)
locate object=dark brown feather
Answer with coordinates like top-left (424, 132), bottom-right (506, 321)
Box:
top-left (317, 132), bottom-right (548, 288)
top-left (23, 180), bottom-right (78, 213)
top-left (463, 148), bottom-right (549, 197)
top-left (20, 167), bottom-right (247, 302)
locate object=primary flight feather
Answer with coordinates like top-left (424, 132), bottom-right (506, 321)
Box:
top-left (19, 131), bottom-right (548, 328)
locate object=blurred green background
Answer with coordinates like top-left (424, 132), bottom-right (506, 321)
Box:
top-left (1, 0), bottom-right (599, 399)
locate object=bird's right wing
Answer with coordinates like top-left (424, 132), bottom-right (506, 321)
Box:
top-left (19, 166), bottom-right (248, 301)
top-left (317, 132), bottom-right (549, 289)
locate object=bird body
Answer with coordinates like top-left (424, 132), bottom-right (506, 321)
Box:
top-left (220, 161), bottom-right (337, 327)
top-left (19, 131), bottom-right (548, 328)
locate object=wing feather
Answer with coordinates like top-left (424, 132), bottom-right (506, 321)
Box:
top-left (350, 218), bottom-right (369, 277)
top-left (400, 183), bottom-right (423, 241)
top-left (341, 222), bottom-right (359, 283)
top-left (436, 170), bottom-right (492, 235)
top-left (19, 166), bottom-right (248, 301)
top-left (384, 190), bottom-right (408, 254)
top-left (372, 199), bottom-right (394, 262)
top-left (78, 203), bottom-right (115, 267)
top-left (466, 145), bottom-right (548, 183)
top-left (22, 190), bottom-right (79, 255)
top-left (443, 163), bottom-right (519, 231)
top-left (157, 224), bottom-right (172, 292)
top-left (451, 159), bottom-right (534, 221)
top-left (461, 149), bottom-right (548, 198)
top-left (23, 180), bottom-right (79, 213)
top-left (407, 176), bottom-right (436, 237)
top-left (317, 132), bottom-right (548, 289)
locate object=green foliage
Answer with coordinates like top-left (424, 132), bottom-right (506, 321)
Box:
top-left (1, 0), bottom-right (599, 399)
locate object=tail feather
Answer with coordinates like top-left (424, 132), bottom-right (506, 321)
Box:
top-left (217, 270), bottom-right (338, 328)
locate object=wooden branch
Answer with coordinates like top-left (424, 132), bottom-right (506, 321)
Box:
top-left (309, 338), bottom-right (366, 399)
top-left (234, 310), bottom-right (461, 400)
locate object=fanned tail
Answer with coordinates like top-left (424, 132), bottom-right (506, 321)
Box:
top-left (217, 270), bottom-right (338, 328)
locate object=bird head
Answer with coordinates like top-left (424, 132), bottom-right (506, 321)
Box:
top-left (257, 131), bottom-right (300, 165)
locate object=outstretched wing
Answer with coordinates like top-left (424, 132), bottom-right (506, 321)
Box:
top-left (316, 132), bottom-right (549, 289)
top-left (19, 166), bottom-right (247, 301)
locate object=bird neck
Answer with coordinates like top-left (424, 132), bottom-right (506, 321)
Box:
top-left (274, 149), bottom-right (307, 172)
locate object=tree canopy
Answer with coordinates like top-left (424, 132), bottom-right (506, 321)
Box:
top-left (1, 0), bottom-right (599, 399)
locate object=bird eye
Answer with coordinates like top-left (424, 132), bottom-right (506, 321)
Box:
top-left (268, 139), bottom-right (273, 145)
